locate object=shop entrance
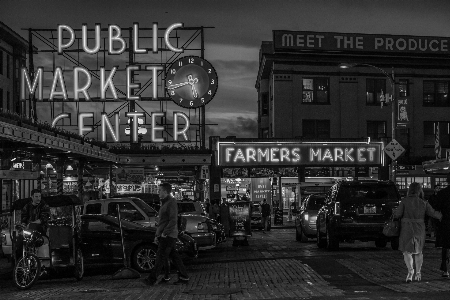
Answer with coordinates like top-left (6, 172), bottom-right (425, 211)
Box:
top-left (211, 138), bottom-right (386, 215)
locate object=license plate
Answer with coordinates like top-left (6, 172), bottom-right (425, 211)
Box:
top-left (363, 206), bottom-right (376, 214)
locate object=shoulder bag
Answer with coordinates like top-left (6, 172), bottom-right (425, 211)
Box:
top-left (383, 213), bottom-right (400, 237)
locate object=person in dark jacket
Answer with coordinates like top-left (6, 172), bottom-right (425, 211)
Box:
top-left (261, 199), bottom-right (271, 233)
top-left (434, 173), bottom-right (450, 277)
top-left (16, 189), bottom-right (50, 258)
top-left (144, 182), bottom-right (190, 285)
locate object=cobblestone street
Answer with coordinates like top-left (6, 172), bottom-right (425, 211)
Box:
top-left (1, 228), bottom-right (449, 300)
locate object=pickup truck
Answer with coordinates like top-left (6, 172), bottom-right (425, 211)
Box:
top-left (83, 198), bottom-right (158, 227)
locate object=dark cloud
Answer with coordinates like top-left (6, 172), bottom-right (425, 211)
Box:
top-left (206, 116), bottom-right (257, 139)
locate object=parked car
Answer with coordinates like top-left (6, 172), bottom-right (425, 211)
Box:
top-left (80, 214), bottom-right (197, 273)
top-left (83, 198), bottom-right (158, 227)
top-left (295, 194), bottom-right (326, 242)
top-left (316, 180), bottom-right (400, 250)
top-left (114, 193), bottom-right (160, 207)
top-left (175, 199), bottom-right (226, 246)
top-left (121, 195), bottom-right (223, 250)
top-left (250, 202), bottom-right (271, 231)
top-left (1, 227), bottom-right (12, 261)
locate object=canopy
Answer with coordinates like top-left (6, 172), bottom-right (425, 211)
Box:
top-left (11, 194), bottom-right (82, 211)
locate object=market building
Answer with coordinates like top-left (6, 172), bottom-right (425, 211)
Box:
top-left (255, 30), bottom-right (450, 192)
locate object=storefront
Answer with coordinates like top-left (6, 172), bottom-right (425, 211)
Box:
top-left (210, 137), bottom-right (385, 210)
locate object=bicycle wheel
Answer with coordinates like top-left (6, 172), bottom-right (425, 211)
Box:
top-left (14, 254), bottom-right (41, 290)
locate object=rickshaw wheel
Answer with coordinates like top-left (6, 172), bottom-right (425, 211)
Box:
top-left (14, 254), bottom-right (41, 290)
top-left (74, 249), bottom-right (84, 281)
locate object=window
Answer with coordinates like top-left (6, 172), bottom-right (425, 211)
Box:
top-left (302, 78), bottom-right (330, 104)
top-left (424, 121), bottom-right (450, 146)
top-left (84, 220), bottom-right (115, 232)
top-left (0, 50), bottom-right (3, 75)
top-left (6, 91), bottom-right (10, 111)
top-left (107, 202), bottom-right (145, 221)
top-left (367, 121), bottom-right (386, 140)
top-left (398, 79), bottom-right (409, 97)
top-left (423, 80), bottom-right (449, 106)
top-left (261, 92), bottom-right (269, 115)
top-left (366, 79), bottom-right (386, 105)
top-left (85, 203), bottom-right (101, 214)
top-left (302, 119), bottom-right (330, 138)
top-left (6, 55), bottom-right (10, 78)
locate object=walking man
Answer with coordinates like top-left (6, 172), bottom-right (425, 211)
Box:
top-left (261, 199), bottom-right (271, 233)
top-left (434, 173), bottom-right (450, 277)
top-left (144, 182), bottom-right (190, 285)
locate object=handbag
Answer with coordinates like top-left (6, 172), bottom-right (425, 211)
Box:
top-left (383, 214), bottom-right (400, 237)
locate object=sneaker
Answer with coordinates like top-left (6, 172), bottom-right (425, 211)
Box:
top-left (442, 271), bottom-right (449, 278)
top-left (162, 274), bottom-right (171, 282)
top-left (173, 277), bottom-right (189, 285)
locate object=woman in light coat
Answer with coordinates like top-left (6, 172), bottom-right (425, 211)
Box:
top-left (394, 182), bottom-right (442, 282)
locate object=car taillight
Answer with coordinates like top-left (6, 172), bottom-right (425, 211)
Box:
top-left (304, 213), bottom-right (309, 221)
top-left (335, 202), bottom-right (341, 215)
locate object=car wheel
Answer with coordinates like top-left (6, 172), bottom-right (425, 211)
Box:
top-left (316, 222), bottom-right (326, 248)
top-left (326, 227), bottom-right (339, 250)
top-left (132, 244), bottom-right (158, 273)
top-left (296, 226), bottom-right (301, 241)
top-left (299, 226), bottom-right (308, 242)
top-left (375, 239), bottom-right (388, 248)
top-left (390, 237), bottom-right (399, 250)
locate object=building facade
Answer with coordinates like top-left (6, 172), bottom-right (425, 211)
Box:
top-left (256, 31), bottom-right (450, 189)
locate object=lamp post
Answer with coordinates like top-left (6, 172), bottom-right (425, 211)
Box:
top-left (339, 63), bottom-right (396, 183)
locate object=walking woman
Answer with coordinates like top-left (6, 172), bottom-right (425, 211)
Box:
top-left (394, 182), bottom-right (442, 283)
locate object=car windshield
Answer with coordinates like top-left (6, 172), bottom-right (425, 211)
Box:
top-left (132, 199), bottom-right (157, 217)
top-left (337, 184), bottom-right (399, 203)
top-left (178, 203), bottom-right (198, 214)
top-left (307, 197), bottom-right (325, 209)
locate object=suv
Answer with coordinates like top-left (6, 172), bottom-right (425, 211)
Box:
top-left (83, 198), bottom-right (158, 227)
top-left (316, 180), bottom-right (400, 250)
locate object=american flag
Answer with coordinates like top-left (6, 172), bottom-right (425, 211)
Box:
top-left (435, 122), bottom-right (441, 159)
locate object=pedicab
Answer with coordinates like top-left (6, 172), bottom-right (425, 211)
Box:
top-left (11, 194), bottom-right (84, 289)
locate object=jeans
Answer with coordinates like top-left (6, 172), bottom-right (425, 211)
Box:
top-left (441, 248), bottom-right (449, 272)
top-left (147, 236), bottom-right (188, 282)
top-left (261, 216), bottom-right (268, 231)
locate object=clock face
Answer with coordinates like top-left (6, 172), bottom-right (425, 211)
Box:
top-left (166, 56), bottom-right (218, 108)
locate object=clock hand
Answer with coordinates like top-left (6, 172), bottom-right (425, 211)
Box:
top-left (191, 83), bottom-right (198, 98)
top-left (167, 81), bottom-right (190, 90)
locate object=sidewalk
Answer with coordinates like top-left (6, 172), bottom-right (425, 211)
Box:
top-left (272, 215), bottom-right (296, 229)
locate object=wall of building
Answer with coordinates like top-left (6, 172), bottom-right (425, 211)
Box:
top-left (259, 60), bottom-right (450, 159)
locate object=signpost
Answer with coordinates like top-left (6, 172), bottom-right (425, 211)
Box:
top-left (384, 139), bottom-right (405, 161)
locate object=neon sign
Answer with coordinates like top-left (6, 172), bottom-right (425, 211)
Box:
top-left (19, 23), bottom-right (205, 143)
top-left (218, 142), bottom-right (383, 167)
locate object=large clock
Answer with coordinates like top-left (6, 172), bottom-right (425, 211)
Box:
top-left (165, 56), bottom-right (218, 108)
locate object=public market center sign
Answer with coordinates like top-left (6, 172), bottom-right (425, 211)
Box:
top-left (217, 142), bottom-right (383, 167)
top-left (274, 31), bottom-right (450, 55)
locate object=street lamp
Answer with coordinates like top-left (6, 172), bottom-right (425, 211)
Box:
top-left (339, 63), bottom-right (397, 183)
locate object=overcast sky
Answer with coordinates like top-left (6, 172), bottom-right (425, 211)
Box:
top-left (2, 0), bottom-right (450, 142)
